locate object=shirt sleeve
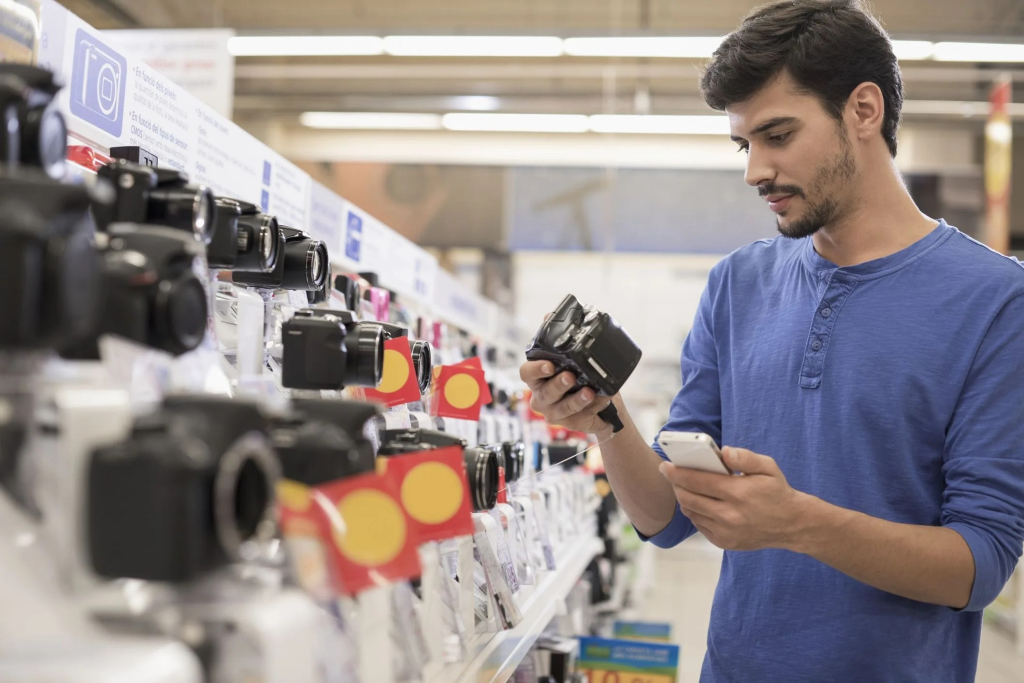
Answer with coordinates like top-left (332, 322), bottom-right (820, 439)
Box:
top-left (638, 267), bottom-right (725, 549)
top-left (942, 292), bottom-right (1024, 612)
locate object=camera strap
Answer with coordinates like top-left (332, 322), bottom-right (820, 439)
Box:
top-left (499, 432), bottom-right (616, 494)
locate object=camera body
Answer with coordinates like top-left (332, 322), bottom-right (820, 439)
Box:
top-left (281, 309), bottom-right (384, 391)
top-left (524, 294), bottom-right (642, 432)
top-left (0, 170), bottom-right (101, 350)
top-left (88, 396), bottom-right (280, 583)
top-left (94, 160), bottom-right (215, 244)
top-left (208, 198), bottom-right (281, 273)
top-left (272, 399), bottom-right (379, 486)
top-left (96, 224), bottom-right (209, 357)
top-left (0, 64), bottom-right (68, 179)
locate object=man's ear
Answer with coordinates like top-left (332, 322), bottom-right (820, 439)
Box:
top-left (847, 82), bottom-right (885, 145)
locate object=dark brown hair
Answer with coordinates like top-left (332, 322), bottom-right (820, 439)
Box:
top-left (700, 0), bottom-right (903, 157)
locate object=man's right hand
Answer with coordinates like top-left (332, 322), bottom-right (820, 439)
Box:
top-left (519, 360), bottom-right (616, 436)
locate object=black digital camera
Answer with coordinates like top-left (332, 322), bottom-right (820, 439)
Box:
top-left (333, 274), bottom-right (362, 312)
top-left (207, 197), bottom-right (281, 273)
top-left (373, 323), bottom-right (432, 393)
top-left (69, 224), bottom-right (209, 358)
top-left (281, 309), bottom-right (385, 390)
top-left (0, 171), bottom-right (102, 350)
top-left (233, 226), bottom-right (329, 292)
top-left (499, 441), bottom-right (526, 483)
top-left (271, 399), bottom-right (380, 486)
top-left (378, 428), bottom-right (498, 511)
top-left (0, 64), bottom-right (67, 179)
top-left (88, 396), bottom-right (280, 582)
top-left (94, 160), bottom-right (215, 244)
top-left (307, 258), bottom-right (333, 305)
top-left (524, 294), bottom-right (642, 433)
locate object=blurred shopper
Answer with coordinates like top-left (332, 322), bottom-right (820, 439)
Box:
top-left (521, 1), bottom-right (1024, 682)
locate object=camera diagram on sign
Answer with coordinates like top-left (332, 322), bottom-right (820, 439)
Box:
top-left (70, 29), bottom-right (126, 137)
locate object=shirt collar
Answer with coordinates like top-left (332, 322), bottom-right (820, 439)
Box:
top-left (801, 220), bottom-right (953, 279)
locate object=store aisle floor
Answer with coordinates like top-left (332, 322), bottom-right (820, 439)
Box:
top-left (637, 535), bottom-right (1023, 683)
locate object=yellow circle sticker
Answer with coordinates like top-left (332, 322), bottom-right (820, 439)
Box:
top-left (377, 349), bottom-right (410, 393)
top-left (277, 480), bottom-right (312, 512)
top-left (444, 373), bottom-right (480, 409)
top-left (334, 490), bottom-right (406, 566)
top-left (401, 462), bottom-right (464, 524)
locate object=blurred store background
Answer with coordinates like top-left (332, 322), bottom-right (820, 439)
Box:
top-left (61, 0), bottom-right (1024, 679)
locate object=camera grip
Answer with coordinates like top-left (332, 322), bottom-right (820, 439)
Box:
top-left (597, 403), bottom-right (624, 433)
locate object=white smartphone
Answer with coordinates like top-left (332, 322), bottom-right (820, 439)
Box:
top-left (656, 431), bottom-right (732, 475)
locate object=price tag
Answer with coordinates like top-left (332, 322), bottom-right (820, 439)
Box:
top-left (288, 290), bottom-right (310, 309)
top-left (488, 507), bottom-right (520, 593)
top-left (529, 491), bottom-right (557, 570)
top-left (382, 405), bottom-right (413, 430)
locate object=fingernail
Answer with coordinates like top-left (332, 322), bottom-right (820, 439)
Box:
top-left (543, 363), bottom-right (553, 375)
top-left (659, 462), bottom-right (669, 476)
top-left (561, 374), bottom-right (572, 387)
top-left (580, 392), bottom-right (592, 404)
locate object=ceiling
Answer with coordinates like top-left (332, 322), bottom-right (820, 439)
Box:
top-left (61, 0), bottom-right (1024, 129)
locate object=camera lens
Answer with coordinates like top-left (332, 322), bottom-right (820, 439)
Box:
top-left (280, 230), bottom-right (329, 291)
top-left (410, 340), bottom-right (432, 393)
top-left (500, 443), bottom-right (522, 483)
top-left (161, 276), bottom-right (208, 355)
top-left (23, 104), bottom-right (67, 180)
top-left (344, 322), bottom-right (385, 388)
top-left (463, 446), bottom-right (499, 511)
top-left (260, 221), bottom-right (275, 263)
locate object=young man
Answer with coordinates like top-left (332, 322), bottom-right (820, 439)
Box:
top-left (520, 1), bottom-right (1024, 681)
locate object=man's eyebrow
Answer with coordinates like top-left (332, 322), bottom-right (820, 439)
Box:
top-left (730, 116), bottom-right (799, 142)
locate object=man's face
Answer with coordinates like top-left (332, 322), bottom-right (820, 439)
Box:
top-left (727, 72), bottom-right (857, 239)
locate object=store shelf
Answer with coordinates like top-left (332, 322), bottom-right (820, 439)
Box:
top-left (428, 535), bottom-right (604, 683)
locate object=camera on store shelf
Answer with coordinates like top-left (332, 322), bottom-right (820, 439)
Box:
top-left (280, 309), bottom-right (385, 391)
top-left (0, 171), bottom-right (101, 351)
top-left (94, 159), bottom-right (216, 244)
top-left (306, 258), bottom-right (333, 305)
top-left (232, 226), bottom-right (329, 292)
top-left (0, 64), bottom-right (68, 179)
top-left (377, 428), bottom-right (500, 511)
top-left (62, 224), bottom-right (209, 359)
top-left (499, 441), bottom-right (526, 483)
top-left (271, 399), bottom-right (380, 486)
top-left (333, 274), bottom-right (363, 312)
top-left (525, 293), bottom-right (643, 432)
top-left (88, 396), bottom-right (280, 583)
top-left (207, 197), bottom-right (281, 273)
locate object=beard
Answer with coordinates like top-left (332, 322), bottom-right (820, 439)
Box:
top-left (768, 131), bottom-right (857, 239)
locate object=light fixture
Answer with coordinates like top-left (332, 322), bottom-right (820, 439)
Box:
top-left (890, 40), bottom-right (934, 61)
top-left (445, 95), bottom-right (503, 111)
top-left (383, 36), bottom-right (563, 57)
top-left (300, 112), bottom-right (443, 129)
top-left (588, 115), bottom-right (731, 135)
top-left (442, 113), bottom-right (590, 133)
top-left (933, 41), bottom-right (1024, 63)
top-left (563, 36), bottom-right (723, 58)
top-left (227, 35), bottom-right (384, 57)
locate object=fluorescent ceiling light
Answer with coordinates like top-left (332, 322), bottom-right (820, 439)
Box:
top-left (563, 36), bottom-right (723, 58)
top-left (445, 95), bottom-right (502, 111)
top-left (300, 112), bottom-right (443, 129)
top-left (228, 35), bottom-right (383, 57)
top-left (589, 114), bottom-right (731, 135)
top-left (890, 40), bottom-right (934, 61)
top-left (933, 41), bottom-right (1024, 62)
top-left (442, 113), bottom-right (590, 132)
top-left (383, 35), bottom-right (562, 57)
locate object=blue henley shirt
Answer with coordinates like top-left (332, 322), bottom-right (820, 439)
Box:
top-left (646, 221), bottom-right (1024, 683)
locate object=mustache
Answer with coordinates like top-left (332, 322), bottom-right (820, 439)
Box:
top-left (758, 184), bottom-right (805, 199)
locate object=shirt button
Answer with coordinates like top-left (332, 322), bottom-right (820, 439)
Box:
top-left (821, 307), bottom-right (832, 318)
top-left (811, 339), bottom-right (823, 351)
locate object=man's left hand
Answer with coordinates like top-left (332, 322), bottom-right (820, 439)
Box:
top-left (659, 447), bottom-right (812, 551)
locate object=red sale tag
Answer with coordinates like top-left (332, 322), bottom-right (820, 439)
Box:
top-left (430, 364), bottom-right (488, 421)
top-left (364, 336), bottom-right (423, 407)
top-left (378, 446), bottom-right (474, 542)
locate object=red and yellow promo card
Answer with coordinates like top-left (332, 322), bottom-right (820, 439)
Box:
top-left (311, 471), bottom-right (422, 596)
top-left (430, 363), bottom-right (488, 421)
top-left (364, 336), bottom-right (422, 407)
top-left (276, 479), bottom-right (342, 600)
top-left (377, 445), bottom-right (474, 542)
top-left (453, 357), bottom-right (492, 404)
